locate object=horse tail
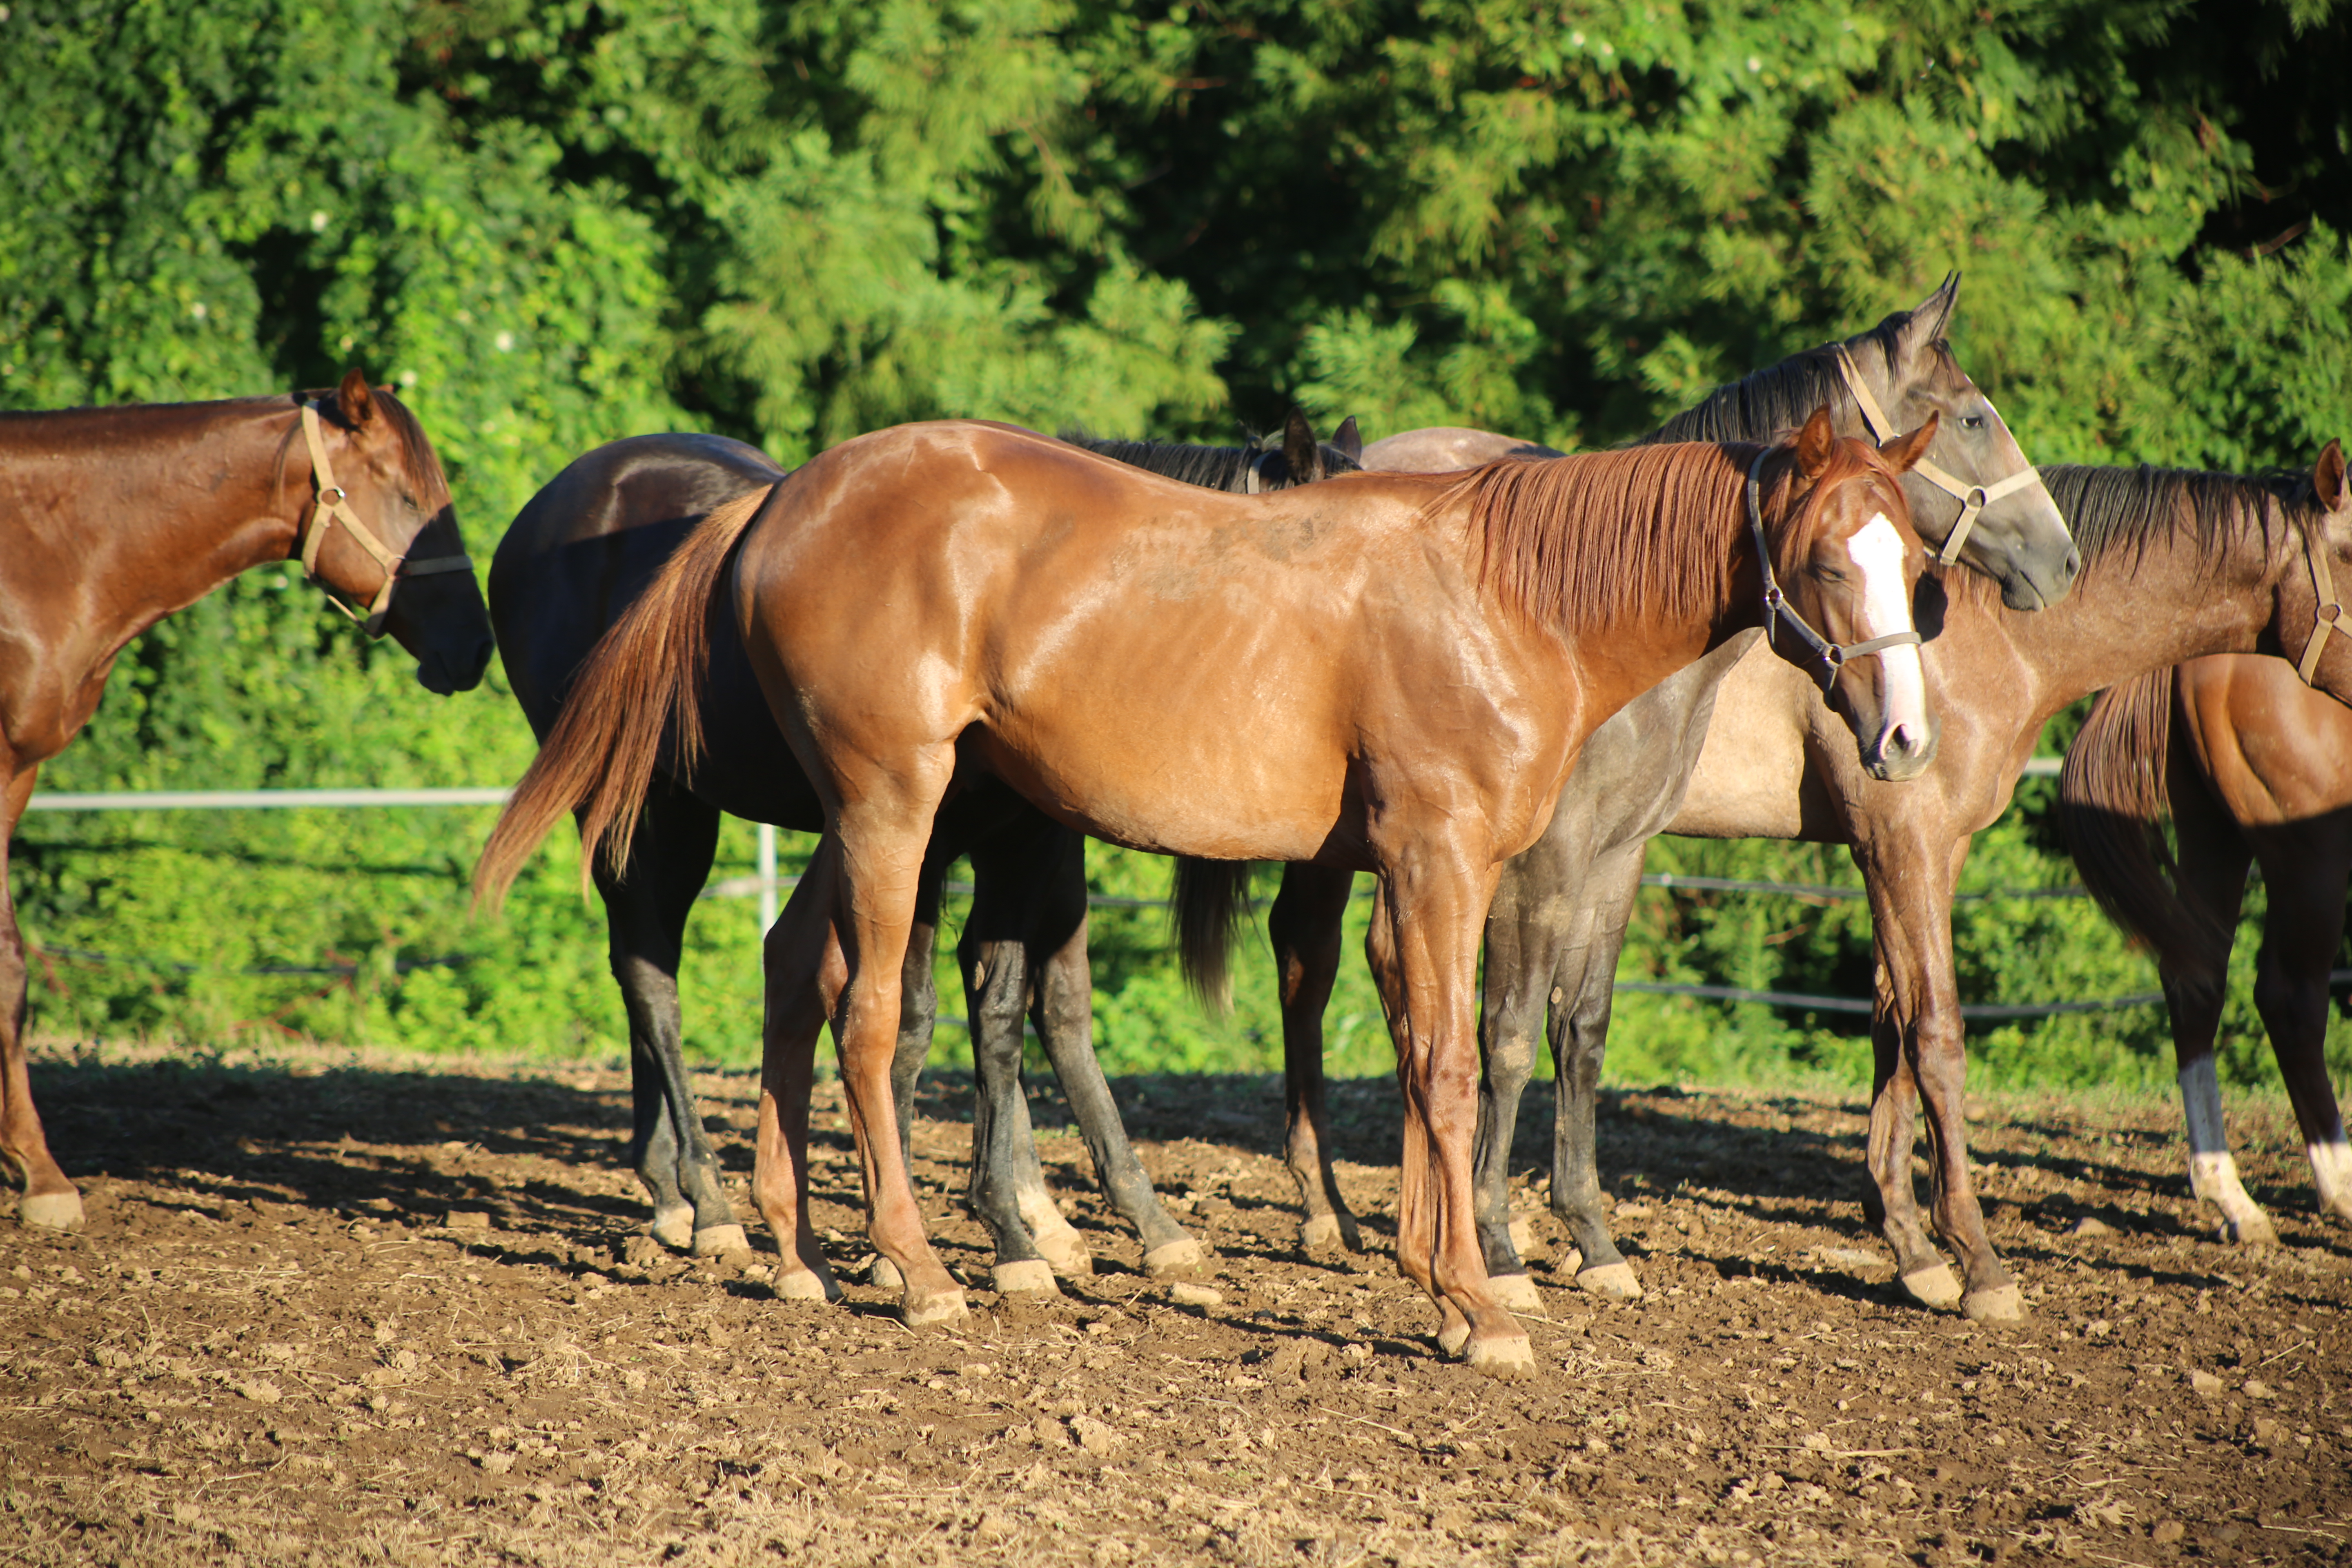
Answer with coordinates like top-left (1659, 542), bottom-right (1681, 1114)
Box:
top-left (1170, 857), bottom-right (1256, 1014)
top-left (473, 486), bottom-right (774, 913)
top-left (2057, 666), bottom-right (2219, 971)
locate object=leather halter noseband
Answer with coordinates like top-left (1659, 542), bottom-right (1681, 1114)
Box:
top-left (1746, 447), bottom-right (1922, 680)
top-left (297, 401), bottom-right (473, 638)
top-left (1833, 346), bottom-right (2046, 569)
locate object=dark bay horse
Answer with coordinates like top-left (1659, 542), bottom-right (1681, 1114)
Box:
top-left (2060, 448), bottom-right (2352, 1243)
top-left (0, 372), bottom-right (492, 1229)
top-left (478, 410), bottom-right (1938, 1376)
top-left (1442, 445), bottom-right (2352, 1325)
top-left (1261, 281), bottom-right (2077, 1291)
top-left (487, 418), bottom-right (1359, 1289)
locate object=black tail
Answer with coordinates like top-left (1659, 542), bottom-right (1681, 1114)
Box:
top-left (2057, 667), bottom-right (2225, 971)
top-left (1171, 857), bottom-right (1256, 1014)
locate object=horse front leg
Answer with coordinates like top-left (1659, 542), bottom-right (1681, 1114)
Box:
top-left (0, 766), bottom-right (78, 1231)
top-left (1544, 844), bottom-right (1649, 1303)
top-left (1470, 855), bottom-right (1554, 1312)
top-left (1024, 830), bottom-right (1202, 1276)
top-left (1858, 827), bottom-right (2019, 1320)
top-left (1368, 857), bottom-right (1530, 1377)
top-left (596, 775), bottom-right (742, 1255)
top-left (958, 914), bottom-right (1060, 1296)
top-left (753, 864), bottom-right (847, 1304)
top-left (1268, 863), bottom-right (1364, 1252)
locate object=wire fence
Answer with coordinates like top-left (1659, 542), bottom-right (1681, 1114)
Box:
top-left (20, 756), bottom-right (2199, 1024)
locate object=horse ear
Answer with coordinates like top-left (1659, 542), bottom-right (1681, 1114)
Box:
top-left (1891, 272), bottom-right (1960, 367)
top-left (1332, 416), bottom-right (1363, 464)
top-left (1795, 405), bottom-right (1838, 481)
top-left (2315, 439), bottom-right (2348, 512)
top-left (1283, 408), bottom-right (1320, 483)
top-left (336, 368), bottom-right (376, 428)
top-left (1878, 411), bottom-right (1940, 475)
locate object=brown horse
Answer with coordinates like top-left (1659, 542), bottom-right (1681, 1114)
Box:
top-left (478, 409), bottom-right (1937, 1375)
top-left (2061, 452), bottom-right (2352, 1243)
top-left (1459, 443), bottom-right (2352, 1324)
top-left (0, 372), bottom-right (492, 1229)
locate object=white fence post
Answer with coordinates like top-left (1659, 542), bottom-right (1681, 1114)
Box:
top-left (757, 822), bottom-right (779, 932)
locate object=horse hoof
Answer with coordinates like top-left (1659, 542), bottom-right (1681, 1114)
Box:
top-left (869, 1255), bottom-right (905, 1290)
top-left (1575, 1263), bottom-right (1643, 1303)
top-left (1300, 1214), bottom-right (1345, 1251)
top-left (1466, 1332), bottom-right (1537, 1380)
top-left (19, 1191), bottom-right (85, 1231)
top-left (691, 1224), bottom-right (751, 1258)
top-left (647, 1205), bottom-right (695, 1251)
top-left (775, 1268), bottom-right (840, 1304)
top-left (1488, 1273), bottom-right (1545, 1314)
top-left (1436, 1317), bottom-right (1472, 1359)
top-left (992, 1259), bottom-right (1059, 1296)
top-left (1508, 1217), bottom-right (1541, 1258)
top-left (1962, 1284), bottom-right (2027, 1323)
top-left (2221, 1214), bottom-right (2280, 1247)
top-left (1144, 1239), bottom-right (1206, 1278)
top-left (1898, 1263), bottom-right (1963, 1310)
top-left (1033, 1223), bottom-right (1094, 1278)
top-left (901, 1288), bottom-right (968, 1329)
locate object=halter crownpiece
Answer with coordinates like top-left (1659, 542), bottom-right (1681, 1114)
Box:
top-left (2297, 525), bottom-right (2343, 686)
top-left (1745, 447), bottom-right (1922, 680)
top-left (298, 400), bottom-right (473, 638)
top-left (1833, 345), bottom-right (2045, 570)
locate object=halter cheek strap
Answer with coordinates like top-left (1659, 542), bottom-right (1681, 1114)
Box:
top-left (1833, 347), bottom-right (2046, 569)
top-left (1241, 449), bottom-right (1275, 495)
top-left (2297, 527), bottom-right (2344, 686)
top-left (1746, 448), bottom-right (1922, 680)
top-left (298, 401), bottom-right (473, 638)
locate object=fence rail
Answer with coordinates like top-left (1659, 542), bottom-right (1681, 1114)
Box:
top-left (23, 755), bottom-right (2152, 1021)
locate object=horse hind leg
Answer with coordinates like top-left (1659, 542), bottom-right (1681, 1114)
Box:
top-left (958, 923), bottom-right (1062, 1296)
top-left (1546, 855), bottom-right (1650, 1304)
top-left (753, 846), bottom-right (846, 1304)
top-left (2163, 800), bottom-right (2271, 1243)
top-left (3, 768), bottom-right (83, 1231)
top-left (597, 778), bottom-right (744, 1255)
top-left (1268, 864), bottom-right (1365, 1253)
top-left (2247, 826), bottom-right (2352, 1227)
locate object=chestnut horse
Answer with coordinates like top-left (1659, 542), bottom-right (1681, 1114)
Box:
top-left (2060, 444), bottom-right (2352, 1243)
top-left (1443, 443), bottom-right (2352, 1324)
top-left (1267, 281), bottom-right (2078, 1276)
top-left (488, 418), bottom-right (1358, 1287)
top-left (0, 372), bottom-right (492, 1229)
top-left (478, 410), bottom-right (1937, 1376)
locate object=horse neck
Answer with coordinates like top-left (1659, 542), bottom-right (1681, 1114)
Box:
top-left (3, 399), bottom-right (308, 666)
top-left (2001, 510), bottom-right (2283, 722)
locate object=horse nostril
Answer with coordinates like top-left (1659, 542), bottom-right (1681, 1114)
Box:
top-left (2063, 547), bottom-right (2082, 580)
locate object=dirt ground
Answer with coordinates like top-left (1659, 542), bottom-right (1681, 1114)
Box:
top-left (3, 1040), bottom-right (2346, 1567)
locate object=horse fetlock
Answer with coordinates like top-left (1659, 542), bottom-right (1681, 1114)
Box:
top-left (1144, 1238), bottom-right (1207, 1278)
top-left (1896, 1262), bottom-right (1964, 1310)
top-left (18, 1189), bottom-right (85, 1231)
top-left (1574, 1261), bottom-right (1642, 1303)
top-left (1299, 1212), bottom-right (1347, 1251)
top-left (646, 1203), bottom-right (696, 1252)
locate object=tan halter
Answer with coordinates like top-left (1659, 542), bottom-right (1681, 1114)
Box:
top-left (2297, 525), bottom-right (2345, 685)
top-left (298, 401), bottom-right (474, 638)
top-left (1833, 346), bottom-right (2046, 569)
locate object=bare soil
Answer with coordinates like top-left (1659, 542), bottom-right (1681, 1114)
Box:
top-left (3, 1041), bottom-right (2346, 1566)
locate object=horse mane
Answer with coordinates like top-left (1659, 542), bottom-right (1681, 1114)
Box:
top-left (367, 388), bottom-right (453, 508)
top-left (1642, 323), bottom-right (1942, 446)
top-left (1452, 441), bottom-right (1798, 636)
top-left (1058, 430), bottom-right (1363, 491)
top-left (2042, 463), bottom-right (2309, 576)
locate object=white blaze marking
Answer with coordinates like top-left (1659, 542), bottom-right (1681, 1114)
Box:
top-left (1847, 513), bottom-right (1927, 753)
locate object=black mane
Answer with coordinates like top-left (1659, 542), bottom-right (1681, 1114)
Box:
top-left (1059, 430), bottom-right (1361, 492)
top-left (2045, 463), bottom-right (2310, 572)
top-left (1639, 321), bottom-right (1918, 448)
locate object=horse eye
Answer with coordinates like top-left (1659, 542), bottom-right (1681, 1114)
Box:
top-left (1961, 415), bottom-right (1986, 431)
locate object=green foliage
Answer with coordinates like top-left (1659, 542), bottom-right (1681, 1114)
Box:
top-left (5, 0), bottom-right (2351, 1104)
